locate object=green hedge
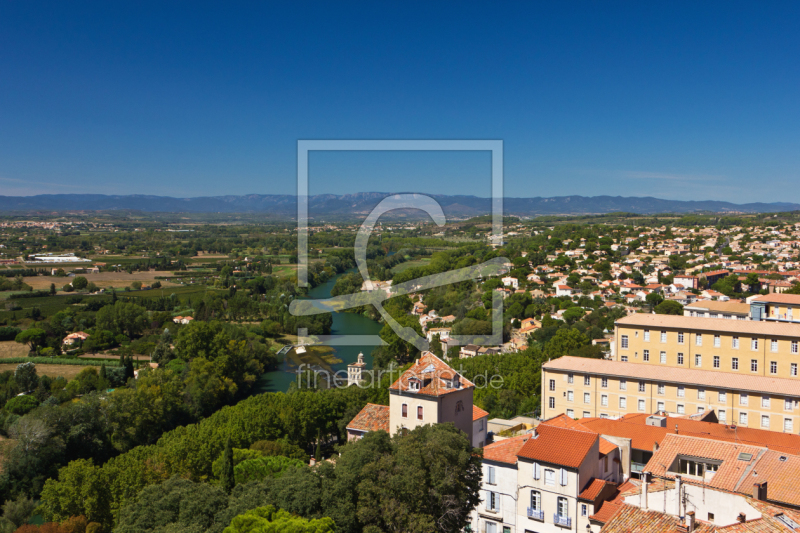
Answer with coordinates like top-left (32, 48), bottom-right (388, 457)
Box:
top-left (0, 357), bottom-right (122, 366)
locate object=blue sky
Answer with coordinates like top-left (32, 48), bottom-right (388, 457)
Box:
top-left (0, 1), bottom-right (798, 202)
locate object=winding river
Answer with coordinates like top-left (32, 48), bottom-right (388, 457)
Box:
top-left (255, 268), bottom-right (383, 392)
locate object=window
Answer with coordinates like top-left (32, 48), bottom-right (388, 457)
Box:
top-left (740, 412), bottom-right (748, 425)
top-left (713, 356), bottom-right (720, 368)
top-left (644, 329), bottom-right (650, 342)
top-left (417, 406), bottom-right (423, 420)
top-left (793, 341), bottom-right (799, 355)
top-left (549, 397), bottom-right (555, 409)
top-left (533, 462), bottom-right (541, 479)
top-left (658, 401), bottom-right (665, 411)
top-left (583, 411), bottom-right (591, 418)
top-left (678, 331), bottom-right (685, 344)
top-left (530, 490), bottom-right (541, 511)
top-left (678, 458), bottom-right (720, 477)
top-left (785, 418), bottom-right (794, 433)
top-left (762, 396), bottom-right (770, 408)
top-left (487, 491), bottom-right (499, 511)
top-left (544, 469), bottom-right (555, 486)
top-left (621, 355), bottom-right (628, 363)
top-left (549, 379), bottom-right (555, 391)
top-left (793, 363), bottom-right (798, 377)
top-left (584, 375), bottom-right (591, 386)
top-left (601, 378), bottom-right (608, 388)
top-left (660, 351), bottom-right (666, 364)
top-left (762, 415), bottom-right (770, 429)
top-left (581, 504), bottom-right (588, 517)
top-left (643, 350), bottom-right (650, 362)
top-left (677, 386), bottom-right (685, 398)
top-left (698, 389), bottom-right (706, 400)
top-left (714, 335), bottom-right (721, 348)
top-left (696, 334), bottom-right (703, 346)
top-left (485, 522), bottom-right (496, 533)
top-left (732, 357), bottom-right (739, 370)
top-left (567, 390), bottom-right (574, 402)
top-left (677, 352), bottom-right (684, 365)
top-left (786, 399), bottom-right (793, 411)
top-left (584, 392), bottom-right (591, 404)
top-left (751, 359), bottom-right (758, 373)
top-left (638, 381), bottom-right (646, 393)
top-left (560, 468), bottom-right (568, 486)
top-left (658, 384), bottom-right (665, 395)
top-left (487, 466), bottom-right (496, 484)
top-left (771, 361), bottom-right (778, 375)
top-left (752, 338), bottom-right (759, 351)
top-left (677, 404), bottom-right (685, 415)
top-left (620, 380), bottom-right (627, 391)
top-left (456, 401), bottom-right (464, 413)
top-left (740, 393), bottom-right (749, 406)
top-left (695, 354), bottom-right (702, 367)
top-left (567, 373), bottom-right (574, 384)
top-left (601, 394), bottom-right (608, 406)
top-left (661, 330), bottom-right (667, 343)
top-left (709, 513), bottom-right (715, 522)
top-left (771, 339), bottom-right (779, 353)
top-left (719, 391), bottom-right (727, 402)
top-left (566, 409), bottom-right (574, 418)
top-left (710, 313), bottom-right (718, 319)
top-left (698, 406), bottom-right (705, 413)
top-left (638, 399), bottom-right (646, 411)
top-left (621, 335), bottom-right (629, 349)
top-left (733, 336), bottom-right (740, 349)
top-left (503, 527), bottom-right (510, 533)
top-left (402, 403), bottom-right (408, 418)
top-left (619, 397), bottom-right (627, 409)
top-left (557, 497), bottom-right (569, 518)
top-left (719, 409), bottom-right (726, 422)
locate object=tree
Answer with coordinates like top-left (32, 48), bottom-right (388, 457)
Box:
top-left (645, 292), bottom-right (664, 307)
top-left (49, 283), bottom-right (56, 296)
top-left (221, 437), bottom-right (235, 494)
top-left (130, 281), bottom-right (142, 291)
top-left (1, 494), bottom-right (36, 529)
top-left (654, 300), bottom-right (684, 315)
top-left (15, 362), bottom-right (39, 392)
top-left (72, 277), bottom-right (88, 291)
top-left (224, 506), bottom-right (334, 533)
top-left (15, 329), bottom-right (46, 352)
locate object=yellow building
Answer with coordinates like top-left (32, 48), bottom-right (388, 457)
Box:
top-left (541, 356), bottom-right (800, 432)
top-left (612, 314), bottom-right (800, 380)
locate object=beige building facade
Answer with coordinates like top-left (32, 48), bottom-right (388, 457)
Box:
top-left (542, 356), bottom-right (800, 433)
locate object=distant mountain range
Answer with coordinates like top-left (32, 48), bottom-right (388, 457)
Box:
top-left (0, 193), bottom-right (798, 218)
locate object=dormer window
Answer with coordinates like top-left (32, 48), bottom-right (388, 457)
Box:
top-left (408, 379), bottom-right (420, 392)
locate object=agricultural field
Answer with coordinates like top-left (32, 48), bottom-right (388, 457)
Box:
top-left (22, 270), bottom-right (181, 290)
top-left (0, 362), bottom-right (100, 380)
top-left (0, 341), bottom-right (30, 358)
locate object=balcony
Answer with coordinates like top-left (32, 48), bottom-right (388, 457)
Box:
top-left (631, 461), bottom-right (646, 473)
top-left (527, 508), bottom-right (544, 521)
top-left (553, 514), bottom-right (572, 528)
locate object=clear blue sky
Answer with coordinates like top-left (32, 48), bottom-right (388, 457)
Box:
top-left (0, 1), bottom-right (798, 202)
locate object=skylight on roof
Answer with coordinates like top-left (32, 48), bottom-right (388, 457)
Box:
top-left (775, 514), bottom-right (800, 530)
top-left (738, 452), bottom-right (753, 461)
top-left (421, 364), bottom-right (436, 374)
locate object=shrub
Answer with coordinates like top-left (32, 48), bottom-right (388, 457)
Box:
top-left (4, 395), bottom-right (39, 415)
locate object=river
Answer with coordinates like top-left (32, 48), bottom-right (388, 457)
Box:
top-left (255, 268), bottom-right (384, 392)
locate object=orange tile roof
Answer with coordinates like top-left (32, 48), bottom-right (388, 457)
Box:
top-left (615, 313), bottom-right (800, 338)
top-left (684, 300), bottom-right (751, 314)
top-left (600, 504), bottom-right (715, 533)
top-left (588, 501), bottom-right (623, 524)
top-left (516, 424), bottom-right (598, 469)
top-left (346, 403), bottom-right (390, 433)
top-left (472, 405), bottom-right (489, 421)
top-left (599, 437), bottom-right (618, 456)
top-left (645, 433), bottom-right (764, 493)
top-left (482, 434), bottom-right (531, 465)
top-left (748, 450), bottom-right (800, 507)
top-left (389, 351), bottom-right (475, 397)
top-left (579, 478), bottom-right (610, 501)
top-left (543, 356), bottom-right (800, 397)
top-left (751, 293), bottom-right (800, 305)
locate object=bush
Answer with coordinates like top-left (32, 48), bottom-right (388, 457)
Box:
top-left (0, 327), bottom-right (20, 341)
top-left (4, 395), bottom-right (39, 415)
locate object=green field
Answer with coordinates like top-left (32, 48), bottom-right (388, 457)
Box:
top-left (389, 258), bottom-right (431, 273)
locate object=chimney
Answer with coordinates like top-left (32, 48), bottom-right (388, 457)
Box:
top-left (686, 511), bottom-right (695, 532)
top-left (752, 481), bottom-right (767, 501)
top-left (737, 513), bottom-right (746, 523)
top-left (675, 475), bottom-right (682, 517)
top-left (641, 471), bottom-right (649, 510)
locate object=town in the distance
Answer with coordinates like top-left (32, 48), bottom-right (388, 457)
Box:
top-left (1, 209), bottom-right (800, 532)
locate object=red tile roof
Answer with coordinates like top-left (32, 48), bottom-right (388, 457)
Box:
top-left (482, 434), bottom-right (531, 465)
top-left (389, 351), bottom-right (475, 397)
top-left (579, 478), bottom-right (610, 501)
top-left (516, 424), bottom-right (598, 469)
top-left (615, 313), bottom-right (800, 338)
top-left (588, 501), bottom-right (623, 524)
top-left (472, 405), bottom-right (489, 421)
top-left (346, 403), bottom-right (390, 433)
top-left (600, 504), bottom-right (715, 533)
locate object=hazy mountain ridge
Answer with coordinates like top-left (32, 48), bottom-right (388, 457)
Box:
top-left (0, 193), bottom-right (797, 217)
